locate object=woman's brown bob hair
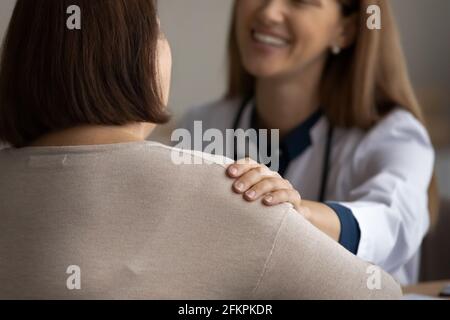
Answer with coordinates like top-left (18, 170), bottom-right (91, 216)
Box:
top-left (227, 0), bottom-right (440, 224)
top-left (0, 0), bottom-right (170, 148)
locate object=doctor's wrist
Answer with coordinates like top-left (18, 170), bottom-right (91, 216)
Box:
top-left (301, 200), bottom-right (341, 242)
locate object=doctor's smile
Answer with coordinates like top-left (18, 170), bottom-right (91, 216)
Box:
top-left (0, 0), bottom-right (448, 304)
top-left (251, 29), bottom-right (291, 49)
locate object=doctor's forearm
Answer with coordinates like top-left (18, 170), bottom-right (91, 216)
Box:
top-left (300, 200), bottom-right (341, 242)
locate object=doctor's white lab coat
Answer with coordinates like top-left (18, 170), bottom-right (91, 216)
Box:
top-left (178, 98), bottom-right (435, 285)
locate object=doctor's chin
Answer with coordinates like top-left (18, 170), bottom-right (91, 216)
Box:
top-left (0, 0), bottom-right (449, 308)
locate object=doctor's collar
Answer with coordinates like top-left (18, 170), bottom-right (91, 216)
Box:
top-left (250, 104), bottom-right (324, 162)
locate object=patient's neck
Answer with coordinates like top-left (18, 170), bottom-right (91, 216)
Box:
top-left (30, 123), bottom-right (155, 147)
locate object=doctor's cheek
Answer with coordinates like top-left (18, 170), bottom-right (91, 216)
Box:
top-left (226, 161), bottom-right (303, 213)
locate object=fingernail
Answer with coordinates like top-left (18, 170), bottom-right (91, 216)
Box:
top-left (264, 195), bottom-right (273, 203)
top-left (229, 166), bottom-right (238, 176)
top-left (235, 182), bottom-right (244, 191)
top-left (246, 190), bottom-right (256, 199)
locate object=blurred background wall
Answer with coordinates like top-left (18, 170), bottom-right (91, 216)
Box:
top-left (1, 0), bottom-right (449, 196)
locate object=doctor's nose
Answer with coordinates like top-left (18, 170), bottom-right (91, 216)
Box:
top-left (255, 0), bottom-right (287, 27)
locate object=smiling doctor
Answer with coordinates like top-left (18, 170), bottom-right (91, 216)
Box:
top-left (179, 0), bottom-right (439, 285)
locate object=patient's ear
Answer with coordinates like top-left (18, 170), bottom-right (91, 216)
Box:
top-left (156, 35), bottom-right (172, 107)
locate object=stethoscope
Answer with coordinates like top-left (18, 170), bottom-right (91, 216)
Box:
top-left (231, 98), bottom-right (334, 202)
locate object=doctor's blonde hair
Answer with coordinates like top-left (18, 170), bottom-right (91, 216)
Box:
top-left (226, 0), bottom-right (440, 225)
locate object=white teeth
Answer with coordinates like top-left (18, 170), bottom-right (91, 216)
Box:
top-left (253, 32), bottom-right (288, 47)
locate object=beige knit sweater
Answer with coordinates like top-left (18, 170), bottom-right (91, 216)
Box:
top-left (0, 141), bottom-right (402, 299)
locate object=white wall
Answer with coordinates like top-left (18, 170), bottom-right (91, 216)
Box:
top-left (391, 0), bottom-right (450, 87)
top-left (0, 0), bottom-right (14, 37)
top-left (158, 0), bottom-right (234, 118)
